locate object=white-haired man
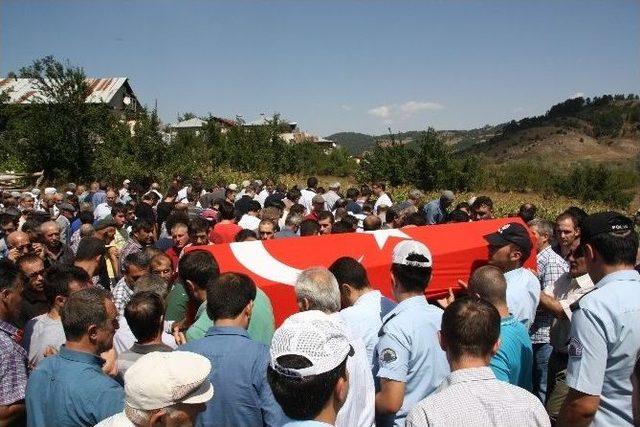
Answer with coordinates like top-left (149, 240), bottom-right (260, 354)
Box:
top-left (294, 267), bottom-right (375, 427)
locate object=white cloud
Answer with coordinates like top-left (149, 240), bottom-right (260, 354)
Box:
top-left (367, 100), bottom-right (444, 121)
top-left (570, 91), bottom-right (585, 99)
top-left (340, 104), bottom-right (352, 111)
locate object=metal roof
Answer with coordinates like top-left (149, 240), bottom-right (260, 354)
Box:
top-left (0, 77), bottom-right (133, 104)
top-left (170, 117), bottom-right (207, 128)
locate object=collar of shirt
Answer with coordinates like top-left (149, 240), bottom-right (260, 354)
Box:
top-left (446, 366), bottom-right (496, 386)
top-left (500, 314), bottom-right (518, 327)
top-left (595, 269), bottom-right (640, 289)
top-left (205, 326), bottom-right (250, 339)
top-left (130, 342), bottom-right (173, 354)
top-left (354, 290), bottom-right (382, 307)
top-left (59, 345), bottom-right (106, 368)
top-left (574, 273), bottom-right (593, 290)
top-left (538, 245), bottom-right (554, 259)
top-left (0, 318), bottom-right (19, 337)
top-left (388, 295), bottom-right (430, 318)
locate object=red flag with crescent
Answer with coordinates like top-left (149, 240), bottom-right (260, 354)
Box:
top-left (190, 218), bottom-right (537, 325)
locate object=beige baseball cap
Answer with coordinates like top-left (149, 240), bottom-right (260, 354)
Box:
top-left (124, 351), bottom-right (214, 410)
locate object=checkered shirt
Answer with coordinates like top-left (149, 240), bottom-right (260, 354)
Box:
top-left (406, 367), bottom-right (550, 427)
top-left (111, 277), bottom-right (134, 317)
top-left (119, 238), bottom-right (143, 273)
top-left (530, 245), bottom-right (569, 344)
top-left (0, 319), bottom-right (28, 405)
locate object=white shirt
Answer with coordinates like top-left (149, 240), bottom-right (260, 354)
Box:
top-left (257, 189), bottom-right (270, 207)
top-left (113, 315), bottom-right (177, 354)
top-left (504, 267), bottom-right (541, 329)
top-left (406, 367), bottom-right (550, 427)
top-left (238, 214), bottom-right (261, 231)
top-left (330, 314), bottom-right (375, 427)
top-left (299, 188), bottom-right (317, 214)
top-left (373, 192), bottom-right (392, 213)
top-left (340, 290), bottom-right (386, 368)
top-left (22, 313), bottom-right (66, 367)
top-left (95, 412), bottom-right (135, 427)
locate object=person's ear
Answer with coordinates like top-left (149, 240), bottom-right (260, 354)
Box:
top-left (297, 298), bottom-right (310, 312)
top-left (94, 255), bottom-right (101, 264)
top-left (245, 300), bottom-right (254, 318)
top-left (148, 408), bottom-right (167, 425)
top-left (491, 338), bottom-right (501, 356)
top-left (510, 247), bottom-right (522, 263)
top-left (585, 243), bottom-right (596, 262)
top-left (438, 330), bottom-right (447, 352)
top-left (334, 370), bottom-right (349, 405)
top-left (54, 295), bottom-right (66, 308)
top-left (87, 324), bottom-right (100, 343)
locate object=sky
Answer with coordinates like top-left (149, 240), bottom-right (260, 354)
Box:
top-left (2, 1), bottom-right (639, 137)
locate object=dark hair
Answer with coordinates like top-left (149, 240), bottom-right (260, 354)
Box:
top-left (289, 204), bottom-right (306, 216)
top-left (518, 203), bottom-right (537, 223)
top-left (471, 196), bottom-right (493, 211)
top-left (125, 291), bottom-right (165, 343)
top-left (131, 219), bottom-right (153, 234)
top-left (75, 237), bottom-right (106, 261)
top-left (110, 203), bottom-right (127, 217)
top-left (124, 252), bottom-right (151, 272)
top-left (16, 253), bottom-right (42, 271)
top-left (345, 188), bottom-right (359, 200)
top-left (61, 287), bottom-right (110, 341)
top-left (286, 188), bottom-right (302, 202)
top-left (235, 229), bottom-right (258, 242)
top-left (363, 215), bottom-right (382, 231)
top-left (43, 265), bottom-right (89, 306)
top-left (588, 229), bottom-right (639, 266)
top-left (206, 272), bottom-right (256, 321)
top-left (455, 202), bottom-right (470, 211)
top-left (306, 177), bottom-right (318, 189)
top-left (248, 200), bottom-right (262, 213)
top-left (331, 220), bottom-right (354, 234)
top-left (189, 216), bottom-right (211, 235)
top-left (404, 212), bottom-right (427, 227)
top-left (373, 181), bottom-right (386, 190)
top-left (318, 211), bottom-right (334, 223)
top-left (268, 354), bottom-right (348, 420)
top-left (0, 259), bottom-right (23, 292)
top-left (447, 209), bottom-right (470, 223)
top-left (329, 257), bottom-right (370, 290)
top-left (299, 219), bottom-right (320, 237)
top-left (441, 297), bottom-right (500, 360)
top-left (391, 263), bottom-right (432, 293)
top-left (165, 213), bottom-right (189, 235)
top-left (0, 213), bottom-right (18, 227)
top-left (178, 250), bottom-right (220, 290)
top-left (219, 202), bottom-right (236, 220)
top-left (565, 206), bottom-right (588, 227)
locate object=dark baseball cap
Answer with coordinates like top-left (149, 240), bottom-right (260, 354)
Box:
top-left (484, 222), bottom-right (532, 252)
top-left (580, 211), bottom-right (634, 243)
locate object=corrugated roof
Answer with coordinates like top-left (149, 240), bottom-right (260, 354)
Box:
top-left (0, 77), bottom-right (131, 104)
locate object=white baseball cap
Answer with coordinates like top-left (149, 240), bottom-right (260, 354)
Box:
top-left (123, 179), bottom-right (131, 185)
top-left (270, 310), bottom-right (353, 378)
top-left (124, 351), bottom-right (214, 411)
top-left (227, 183), bottom-right (238, 191)
top-left (242, 180), bottom-right (251, 188)
top-left (392, 240), bottom-right (433, 268)
top-left (44, 187), bottom-right (57, 195)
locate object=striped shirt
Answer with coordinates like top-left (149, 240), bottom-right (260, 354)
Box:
top-left (530, 246), bottom-right (568, 344)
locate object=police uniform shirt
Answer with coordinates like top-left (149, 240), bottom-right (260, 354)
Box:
top-left (504, 267), bottom-right (540, 329)
top-left (567, 269), bottom-right (640, 427)
top-left (375, 296), bottom-right (449, 427)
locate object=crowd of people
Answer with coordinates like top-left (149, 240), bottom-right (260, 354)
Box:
top-left (0, 174), bottom-right (639, 427)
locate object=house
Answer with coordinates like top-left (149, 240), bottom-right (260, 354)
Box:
top-left (169, 117), bottom-right (207, 135)
top-left (0, 77), bottom-right (141, 114)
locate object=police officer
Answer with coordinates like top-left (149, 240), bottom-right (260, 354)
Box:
top-left (374, 240), bottom-right (449, 427)
top-left (559, 212), bottom-right (640, 426)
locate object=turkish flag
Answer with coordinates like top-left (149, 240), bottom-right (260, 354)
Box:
top-left (191, 218), bottom-right (537, 325)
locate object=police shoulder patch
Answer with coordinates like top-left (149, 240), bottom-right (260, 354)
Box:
top-left (568, 337), bottom-right (583, 357)
top-left (380, 348), bottom-right (397, 364)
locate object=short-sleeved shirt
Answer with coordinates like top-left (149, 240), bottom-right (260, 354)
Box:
top-left (530, 245), bottom-right (568, 344)
top-left (375, 296), bottom-right (449, 427)
top-left (26, 346), bottom-right (124, 427)
top-left (489, 315), bottom-right (534, 391)
top-left (185, 288), bottom-right (275, 346)
top-left (405, 367), bottom-right (550, 427)
top-left (374, 193), bottom-right (393, 213)
top-left (0, 319), bottom-right (28, 406)
top-left (164, 281), bottom-right (189, 321)
top-left (22, 313), bottom-right (66, 367)
top-left (423, 199), bottom-right (446, 225)
top-left (179, 326), bottom-right (283, 427)
top-left (340, 290), bottom-right (395, 368)
top-left (504, 267), bottom-right (540, 329)
top-left (566, 269), bottom-right (640, 427)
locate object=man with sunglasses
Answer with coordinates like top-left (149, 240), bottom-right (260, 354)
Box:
top-left (16, 254), bottom-right (48, 329)
top-left (538, 244), bottom-right (594, 422)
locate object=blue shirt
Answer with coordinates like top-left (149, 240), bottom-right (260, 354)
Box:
top-left (567, 269), bottom-right (640, 427)
top-left (180, 326), bottom-right (283, 427)
top-left (423, 199), bottom-right (446, 225)
top-left (375, 296), bottom-right (450, 427)
top-left (490, 315), bottom-right (534, 391)
top-left (26, 346), bottom-right (124, 427)
top-left (504, 267), bottom-right (540, 329)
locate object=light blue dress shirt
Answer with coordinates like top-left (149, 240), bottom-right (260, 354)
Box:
top-left (375, 296), bottom-right (449, 427)
top-left (504, 267), bottom-right (540, 329)
top-left (567, 269), bottom-right (640, 427)
top-left (340, 290), bottom-right (395, 368)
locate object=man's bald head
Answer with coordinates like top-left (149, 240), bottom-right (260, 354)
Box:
top-left (7, 230), bottom-right (30, 248)
top-left (363, 215), bottom-right (382, 231)
top-left (468, 265), bottom-right (507, 307)
top-left (40, 221), bottom-right (60, 234)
